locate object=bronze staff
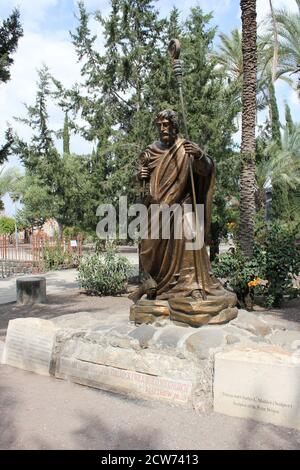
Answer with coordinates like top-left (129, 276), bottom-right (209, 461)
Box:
top-left (168, 38), bottom-right (207, 300)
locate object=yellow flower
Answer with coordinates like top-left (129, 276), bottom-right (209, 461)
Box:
top-left (248, 277), bottom-right (261, 287)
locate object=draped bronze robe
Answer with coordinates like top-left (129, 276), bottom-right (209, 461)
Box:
top-left (138, 137), bottom-right (225, 300)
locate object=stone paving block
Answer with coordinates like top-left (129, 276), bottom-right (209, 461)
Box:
top-left (185, 327), bottom-right (226, 359)
top-left (151, 326), bottom-right (195, 350)
top-left (129, 324), bottom-right (156, 348)
top-left (230, 310), bottom-right (272, 337)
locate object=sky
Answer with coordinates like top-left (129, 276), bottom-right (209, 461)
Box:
top-left (0, 0), bottom-right (299, 216)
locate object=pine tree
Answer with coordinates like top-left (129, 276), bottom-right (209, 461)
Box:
top-left (66, 0), bottom-right (168, 207)
top-left (15, 104), bottom-right (92, 229)
top-left (0, 8), bottom-right (23, 164)
top-left (0, 128), bottom-right (14, 165)
top-left (0, 8), bottom-right (23, 84)
top-left (15, 65), bottom-right (60, 185)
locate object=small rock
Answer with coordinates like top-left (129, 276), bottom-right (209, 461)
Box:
top-left (223, 325), bottom-right (253, 339)
top-left (110, 324), bottom-right (135, 335)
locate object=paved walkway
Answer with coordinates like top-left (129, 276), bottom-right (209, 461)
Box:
top-left (0, 363), bottom-right (299, 450)
top-left (0, 252), bottom-right (139, 305)
top-left (0, 269), bottom-right (79, 305)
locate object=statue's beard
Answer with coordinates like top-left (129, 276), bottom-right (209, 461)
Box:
top-left (160, 131), bottom-right (177, 146)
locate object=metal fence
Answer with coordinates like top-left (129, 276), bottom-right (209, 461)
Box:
top-left (0, 234), bottom-right (83, 279)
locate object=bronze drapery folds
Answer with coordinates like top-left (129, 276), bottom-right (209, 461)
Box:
top-left (129, 109), bottom-right (237, 327)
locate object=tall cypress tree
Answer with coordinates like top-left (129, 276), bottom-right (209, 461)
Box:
top-left (63, 112), bottom-right (70, 155)
top-left (285, 102), bottom-right (294, 135)
top-left (268, 79), bottom-right (281, 147)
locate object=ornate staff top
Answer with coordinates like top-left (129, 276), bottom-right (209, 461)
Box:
top-left (168, 38), bottom-right (181, 59)
top-left (168, 38), bottom-right (182, 84)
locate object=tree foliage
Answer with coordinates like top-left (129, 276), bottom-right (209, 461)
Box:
top-left (48, 1), bottom-right (239, 249)
top-left (10, 0), bottom-right (299, 262)
top-left (0, 9), bottom-right (23, 164)
top-left (0, 8), bottom-right (23, 85)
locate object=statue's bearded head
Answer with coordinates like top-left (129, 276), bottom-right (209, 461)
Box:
top-left (154, 109), bottom-right (179, 146)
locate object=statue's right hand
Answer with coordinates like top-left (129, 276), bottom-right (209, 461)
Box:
top-left (139, 166), bottom-right (150, 180)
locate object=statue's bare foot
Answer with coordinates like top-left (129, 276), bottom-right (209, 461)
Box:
top-left (128, 276), bottom-right (157, 303)
top-left (146, 287), bottom-right (157, 300)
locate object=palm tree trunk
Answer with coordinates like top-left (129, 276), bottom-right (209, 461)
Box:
top-left (239, 0), bottom-right (257, 258)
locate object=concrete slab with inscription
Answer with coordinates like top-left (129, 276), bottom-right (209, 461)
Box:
top-left (214, 346), bottom-right (300, 431)
top-left (3, 318), bottom-right (57, 375)
top-left (57, 357), bottom-right (193, 405)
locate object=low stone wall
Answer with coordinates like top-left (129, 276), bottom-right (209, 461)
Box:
top-left (2, 309), bottom-right (300, 427)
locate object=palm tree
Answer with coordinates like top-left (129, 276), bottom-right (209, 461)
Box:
top-left (216, 29), bottom-right (243, 82)
top-left (0, 166), bottom-right (21, 211)
top-left (272, 0), bottom-right (300, 92)
top-left (256, 123), bottom-right (300, 220)
top-left (257, 124), bottom-right (300, 189)
top-left (214, 28), bottom-right (273, 113)
top-left (239, 0), bottom-right (257, 258)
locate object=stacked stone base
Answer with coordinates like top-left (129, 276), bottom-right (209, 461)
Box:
top-left (2, 313), bottom-right (216, 410)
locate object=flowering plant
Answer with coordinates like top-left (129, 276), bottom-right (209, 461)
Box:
top-left (212, 222), bottom-right (300, 309)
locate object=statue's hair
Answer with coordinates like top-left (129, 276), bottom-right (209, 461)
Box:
top-left (154, 109), bottom-right (179, 134)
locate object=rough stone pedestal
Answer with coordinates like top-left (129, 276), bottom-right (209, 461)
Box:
top-left (16, 276), bottom-right (46, 305)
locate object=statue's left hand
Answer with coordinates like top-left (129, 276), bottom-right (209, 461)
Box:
top-left (183, 141), bottom-right (203, 159)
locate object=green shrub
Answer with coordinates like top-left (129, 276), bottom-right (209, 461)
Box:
top-left (43, 240), bottom-right (79, 271)
top-left (62, 226), bottom-right (81, 240)
top-left (259, 223), bottom-right (300, 307)
top-left (212, 248), bottom-right (264, 308)
top-left (0, 216), bottom-right (15, 235)
top-left (78, 249), bottom-right (132, 296)
top-left (212, 223), bottom-right (300, 308)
